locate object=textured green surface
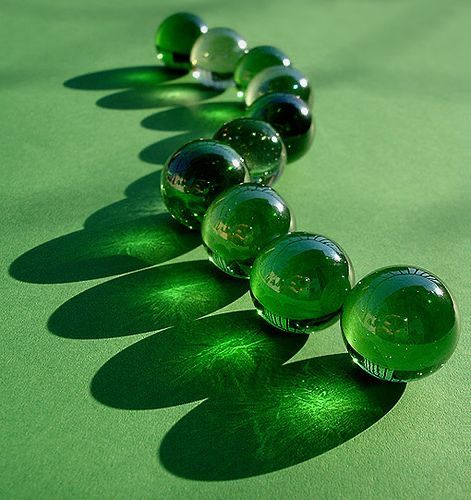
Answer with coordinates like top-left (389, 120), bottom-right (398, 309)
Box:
top-left (341, 266), bottom-right (459, 382)
top-left (1, 0), bottom-right (470, 498)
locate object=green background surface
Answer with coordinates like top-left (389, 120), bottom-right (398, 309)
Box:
top-left (1, 0), bottom-right (470, 498)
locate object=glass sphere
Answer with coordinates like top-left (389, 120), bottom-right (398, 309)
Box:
top-left (234, 45), bottom-right (291, 92)
top-left (161, 139), bottom-right (249, 229)
top-left (155, 13), bottom-right (207, 70)
top-left (341, 266), bottom-right (460, 382)
top-left (202, 184), bottom-right (293, 278)
top-left (250, 232), bottom-right (354, 333)
top-left (213, 118), bottom-right (286, 186)
top-left (248, 93), bottom-right (314, 162)
top-left (245, 66), bottom-right (312, 107)
top-left (190, 27), bottom-right (248, 89)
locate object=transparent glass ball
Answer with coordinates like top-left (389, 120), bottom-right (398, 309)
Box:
top-left (214, 118), bottom-right (286, 185)
top-left (341, 266), bottom-right (460, 382)
top-left (161, 139), bottom-right (249, 229)
top-left (155, 13), bottom-right (207, 70)
top-left (245, 66), bottom-right (313, 107)
top-left (234, 45), bottom-right (291, 92)
top-left (248, 93), bottom-right (314, 162)
top-left (202, 184), bottom-right (293, 278)
top-left (191, 27), bottom-right (248, 89)
top-left (250, 232), bottom-right (354, 333)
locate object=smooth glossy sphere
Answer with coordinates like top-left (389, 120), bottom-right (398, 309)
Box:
top-left (245, 67), bottom-right (312, 107)
top-left (202, 184), bottom-right (293, 278)
top-left (155, 13), bottom-right (207, 70)
top-left (341, 266), bottom-right (460, 382)
top-left (234, 45), bottom-right (291, 91)
top-left (191, 27), bottom-right (248, 89)
top-left (248, 93), bottom-right (314, 162)
top-left (250, 232), bottom-right (354, 333)
top-left (161, 140), bottom-right (249, 229)
top-left (214, 118), bottom-right (286, 186)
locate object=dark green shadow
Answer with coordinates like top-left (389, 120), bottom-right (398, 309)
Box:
top-left (138, 102), bottom-right (245, 165)
top-left (141, 102), bottom-right (244, 132)
top-left (124, 171), bottom-right (163, 198)
top-left (159, 353), bottom-right (405, 480)
top-left (47, 260), bottom-right (248, 339)
top-left (96, 84), bottom-right (223, 110)
top-left (9, 213), bottom-right (198, 284)
top-left (91, 310), bottom-right (307, 409)
top-left (64, 66), bottom-right (185, 90)
top-left (139, 133), bottom-right (200, 166)
top-left (9, 171), bottom-right (200, 283)
top-left (84, 171), bottom-right (164, 229)
top-left (82, 193), bottom-right (165, 230)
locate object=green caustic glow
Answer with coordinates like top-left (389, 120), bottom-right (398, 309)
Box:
top-left (64, 66), bottom-right (184, 90)
top-left (141, 102), bottom-right (244, 135)
top-left (159, 353), bottom-right (405, 480)
top-left (9, 214), bottom-right (199, 283)
top-left (341, 266), bottom-right (460, 382)
top-left (199, 102), bottom-right (245, 125)
top-left (91, 311), bottom-right (307, 409)
top-left (96, 83), bottom-right (222, 110)
top-left (47, 261), bottom-right (247, 339)
top-left (202, 184), bottom-right (292, 278)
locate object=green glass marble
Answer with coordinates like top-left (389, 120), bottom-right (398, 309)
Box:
top-left (245, 67), bottom-right (312, 107)
top-left (250, 232), bottom-right (354, 333)
top-left (190, 27), bottom-right (248, 89)
top-left (234, 45), bottom-right (291, 92)
top-left (202, 184), bottom-right (293, 279)
top-left (160, 139), bottom-right (249, 230)
top-left (248, 93), bottom-right (314, 162)
top-left (155, 13), bottom-right (207, 70)
top-left (341, 266), bottom-right (460, 383)
top-left (213, 118), bottom-right (286, 186)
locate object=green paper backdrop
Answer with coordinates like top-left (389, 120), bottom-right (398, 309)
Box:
top-left (1, 0), bottom-right (469, 498)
